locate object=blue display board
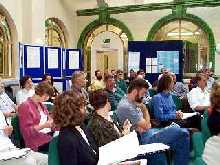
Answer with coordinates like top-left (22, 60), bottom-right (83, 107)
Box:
top-left (45, 47), bottom-right (62, 78)
top-left (23, 45), bottom-right (44, 78)
top-left (64, 49), bottom-right (83, 78)
top-left (20, 43), bottom-right (83, 92)
top-left (128, 41), bottom-right (184, 83)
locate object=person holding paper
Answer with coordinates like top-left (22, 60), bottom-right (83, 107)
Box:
top-left (88, 89), bottom-right (131, 147)
top-left (116, 79), bottom-right (190, 165)
top-left (16, 75), bottom-right (35, 105)
top-left (0, 111), bottom-right (48, 165)
top-left (18, 82), bottom-right (54, 152)
top-left (152, 74), bottom-right (201, 129)
top-left (0, 79), bottom-right (17, 124)
top-left (53, 91), bottom-right (98, 165)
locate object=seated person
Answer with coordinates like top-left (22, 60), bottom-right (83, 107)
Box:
top-left (42, 73), bottom-right (59, 102)
top-left (0, 79), bottom-right (17, 124)
top-left (171, 73), bottom-right (188, 99)
top-left (18, 82), bottom-right (54, 152)
top-left (116, 70), bottom-right (127, 93)
top-left (53, 91), bottom-right (98, 165)
top-left (152, 74), bottom-right (201, 129)
top-left (88, 89), bottom-right (131, 147)
top-left (0, 111), bottom-right (47, 165)
top-left (16, 75), bottom-right (35, 105)
top-left (105, 74), bottom-right (125, 111)
top-left (116, 79), bottom-right (190, 165)
top-left (187, 73), bottom-right (210, 113)
top-left (88, 69), bottom-right (105, 92)
top-left (203, 82), bottom-right (220, 165)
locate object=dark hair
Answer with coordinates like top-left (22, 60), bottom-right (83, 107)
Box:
top-left (157, 75), bottom-right (173, 93)
top-left (127, 79), bottom-right (149, 93)
top-left (104, 73), bottom-right (114, 82)
top-left (152, 80), bottom-right (158, 88)
top-left (35, 82), bottom-right (54, 97)
top-left (95, 69), bottom-right (101, 77)
top-left (53, 91), bottom-right (85, 128)
top-left (137, 69), bottom-right (144, 75)
top-left (42, 73), bottom-right (54, 86)
top-left (210, 82), bottom-right (220, 110)
top-left (90, 89), bottom-right (108, 110)
top-left (208, 110), bottom-right (220, 135)
top-left (20, 75), bottom-right (32, 88)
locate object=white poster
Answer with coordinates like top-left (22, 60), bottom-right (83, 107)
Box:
top-left (128, 52), bottom-right (140, 72)
top-left (69, 51), bottom-right (79, 69)
top-left (48, 48), bottom-right (59, 69)
top-left (146, 58), bottom-right (151, 65)
top-left (146, 65), bottom-right (151, 73)
top-left (152, 65), bottom-right (158, 73)
top-left (53, 82), bottom-right (63, 93)
top-left (27, 46), bottom-right (41, 68)
top-left (152, 58), bottom-right (158, 65)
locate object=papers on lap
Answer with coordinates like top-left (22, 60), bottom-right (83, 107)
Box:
top-left (0, 148), bottom-right (31, 161)
top-left (182, 112), bottom-right (197, 120)
top-left (98, 131), bottom-right (170, 165)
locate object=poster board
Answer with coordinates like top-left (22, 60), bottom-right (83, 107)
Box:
top-left (23, 45), bottom-right (44, 78)
top-left (45, 47), bottom-right (62, 78)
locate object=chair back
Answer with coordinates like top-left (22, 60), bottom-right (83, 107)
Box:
top-left (48, 136), bottom-right (60, 165)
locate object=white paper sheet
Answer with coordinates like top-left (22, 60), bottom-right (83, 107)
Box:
top-left (146, 58), bottom-right (151, 65)
top-left (98, 131), bottom-right (170, 165)
top-left (138, 143), bottom-right (170, 155)
top-left (48, 48), bottom-right (59, 69)
top-left (152, 65), bottom-right (158, 73)
top-left (53, 82), bottom-right (63, 93)
top-left (128, 52), bottom-right (140, 72)
top-left (27, 46), bottom-right (40, 68)
top-left (0, 148), bottom-right (31, 161)
top-left (152, 58), bottom-right (158, 65)
top-left (146, 65), bottom-right (152, 73)
top-left (182, 112), bottom-right (197, 120)
top-left (98, 131), bottom-right (139, 165)
top-left (69, 51), bottom-right (79, 69)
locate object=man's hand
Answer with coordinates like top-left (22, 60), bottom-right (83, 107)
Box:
top-left (176, 110), bottom-right (183, 119)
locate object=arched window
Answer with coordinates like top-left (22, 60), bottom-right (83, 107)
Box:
top-left (45, 18), bottom-right (67, 48)
top-left (0, 14), bottom-right (12, 77)
top-left (153, 19), bottom-right (209, 73)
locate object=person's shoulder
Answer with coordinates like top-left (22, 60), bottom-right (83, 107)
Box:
top-left (59, 127), bottom-right (79, 144)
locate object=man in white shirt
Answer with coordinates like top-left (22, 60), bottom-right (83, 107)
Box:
top-left (203, 110), bottom-right (220, 165)
top-left (0, 80), bottom-right (16, 124)
top-left (187, 73), bottom-right (210, 113)
top-left (0, 111), bottom-right (48, 165)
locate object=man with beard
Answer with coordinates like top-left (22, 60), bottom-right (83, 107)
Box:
top-left (89, 70), bottom-right (105, 92)
top-left (116, 79), bottom-right (190, 165)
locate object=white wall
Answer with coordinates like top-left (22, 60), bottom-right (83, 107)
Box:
top-left (45, 0), bottom-right (77, 47)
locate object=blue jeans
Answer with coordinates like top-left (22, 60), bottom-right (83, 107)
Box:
top-left (138, 127), bottom-right (190, 165)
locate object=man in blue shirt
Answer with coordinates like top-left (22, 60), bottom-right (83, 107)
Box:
top-left (116, 79), bottom-right (190, 165)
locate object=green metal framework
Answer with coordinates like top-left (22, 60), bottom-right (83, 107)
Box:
top-left (147, 13), bottom-right (216, 69)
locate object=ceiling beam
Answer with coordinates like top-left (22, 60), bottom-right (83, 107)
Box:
top-left (77, 0), bottom-right (220, 16)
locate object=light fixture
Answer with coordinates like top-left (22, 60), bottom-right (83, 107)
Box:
top-left (167, 32), bottom-right (193, 37)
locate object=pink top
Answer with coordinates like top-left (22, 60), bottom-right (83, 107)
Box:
top-left (18, 97), bottom-right (52, 151)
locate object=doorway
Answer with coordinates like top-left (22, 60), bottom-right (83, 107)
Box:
top-left (96, 49), bottom-right (118, 74)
